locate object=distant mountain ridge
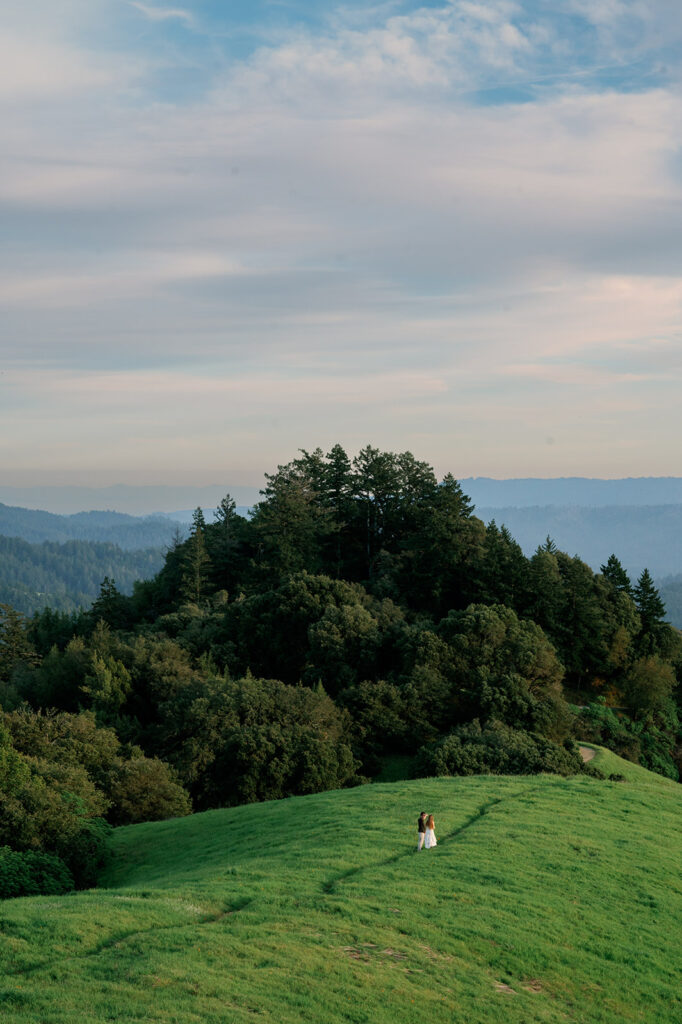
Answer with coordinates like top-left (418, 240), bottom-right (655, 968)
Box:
top-left (462, 477), bottom-right (682, 508)
top-left (0, 503), bottom-right (182, 550)
top-left (476, 503), bottom-right (682, 581)
top-left (0, 484), bottom-right (261, 516)
top-left (2, 478), bottom-right (682, 516)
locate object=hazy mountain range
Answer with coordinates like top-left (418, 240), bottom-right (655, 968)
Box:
top-left (475, 505), bottom-right (682, 581)
top-left (461, 477), bottom-right (682, 508)
top-left (4, 476), bottom-right (682, 516)
top-left (0, 485), bottom-right (260, 516)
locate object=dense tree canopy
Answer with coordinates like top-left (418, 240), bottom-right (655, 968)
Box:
top-left (1, 443), bottom-right (681, 895)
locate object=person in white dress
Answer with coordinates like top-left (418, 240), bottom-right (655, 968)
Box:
top-left (424, 813), bottom-right (437, 849)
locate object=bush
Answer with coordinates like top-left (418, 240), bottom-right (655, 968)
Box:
top-left (108, 758), bottom-right (191, 825)
top-left (57, 813), bottom-right (112, 889)
top-left (583, 763), bottom-right (606, 780)
top-left (4, 708), bottom-right (193, 826)
top-left (414, 720), bottom-right (585, 779)
top-left (0, 846), bottom-right (73, 899)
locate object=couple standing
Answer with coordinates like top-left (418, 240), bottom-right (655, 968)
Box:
top-left (417, 811), bottom-right (437, 851)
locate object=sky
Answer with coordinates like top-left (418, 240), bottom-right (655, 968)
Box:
top-left (2, 0), bottom-right (681, 489)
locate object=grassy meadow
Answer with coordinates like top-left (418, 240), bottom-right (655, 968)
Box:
top-left (1, 747), bottom-right (681, 1023)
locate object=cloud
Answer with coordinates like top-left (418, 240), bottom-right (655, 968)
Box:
top-left (0, 32), bottom-right (115, 100)
top-left (128, 2), bottom-right (194, 25)
top-left (2, 0), bottom-right (682, 481)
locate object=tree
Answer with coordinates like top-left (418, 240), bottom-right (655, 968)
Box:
top-left (633, 569), bottom-right (669, 655)
top-left (352, 446), bottom-right (389, 575)
top-left (600, 554), bottom-right (632, 596)
top-left (251, 463), bottom-right (333, 578)
top-left (477, 521), bottom-right (528, 610)
top-left (169, 674), bottom-right (359, 809)
top-left (400, 473), bottom-right (484, 615)
top-left (437, 603), bottom-right (572, 740)
top-left (320, 444), bottom-right (356, 577)
top-left (523, 548), bottom-right (564, 641)
top-left (90, 577), bottom-right (129, 630)
top-left (208, 494), bottom-right (250, 594)
top-left (181, 508), bottom-right (212, 604)
top-left (0, 604), bottom-right (39, 683)
top-left (554, 553), bottom-right (609, 689)
top-left (415, 720), bottom-right (584, 778)
top-left (82, 651), bottom-right (133, 726)
top-left (623, 656), bottom-right (676, 716)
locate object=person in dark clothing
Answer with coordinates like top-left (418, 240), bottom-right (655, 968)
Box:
top-left (417, 811), bottom-right (427, 851)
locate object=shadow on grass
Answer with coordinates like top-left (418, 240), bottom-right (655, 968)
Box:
top-left (3, 896), bottom-right (255, 981)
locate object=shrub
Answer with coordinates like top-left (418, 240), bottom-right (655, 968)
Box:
top-left (414, 720), bottom-right (585, 779)
top-left (108, 758), bottom-right (191, 826)
top-left (4, 708), bottom-right (193, 826)
top-left (56, 812), bottom-right (112, 889)
top-left (0, 846), bottom-right (73, 899)
top-left (583, 763), bottom-right (606, 780)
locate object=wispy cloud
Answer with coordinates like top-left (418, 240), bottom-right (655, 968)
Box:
top-left (128, 2), bottom-right (194, 25)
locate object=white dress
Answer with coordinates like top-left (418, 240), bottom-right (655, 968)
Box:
top-left (424, 827), bottom-right (437, 849)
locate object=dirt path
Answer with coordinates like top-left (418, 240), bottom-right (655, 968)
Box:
top-left (579, 746), bottom-right (596, 763)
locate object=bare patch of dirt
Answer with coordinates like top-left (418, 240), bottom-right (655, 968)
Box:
top-left (381, 948), bottom-right (407, 960)
top-left (579, 746), bottom-right (596, 762)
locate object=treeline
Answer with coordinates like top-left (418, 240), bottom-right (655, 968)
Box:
top-left (0, 535), bottom-right (165, 616)
top-left (474, 503), bottom-right (682, 591)
top-left (1, 445), bottom-right (681, 896)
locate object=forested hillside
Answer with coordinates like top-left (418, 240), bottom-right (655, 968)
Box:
top-left (1, 445), bottom-right (680, 898)
top-left (0, 535), bottom-right (165, 615)
top-left (0, 502), bottom-right (180, 548)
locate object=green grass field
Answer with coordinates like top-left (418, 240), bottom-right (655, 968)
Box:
top-left (2, 747), bottom-right (681, 1023)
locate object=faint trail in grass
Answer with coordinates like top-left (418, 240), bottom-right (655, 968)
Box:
top-left (322, 788), bottom-right (537, 895)
top-left (3, 897), bottom-right (254, 980)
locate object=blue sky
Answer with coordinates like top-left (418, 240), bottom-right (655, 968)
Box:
top-left (1, 0), bottom-right (681, 488)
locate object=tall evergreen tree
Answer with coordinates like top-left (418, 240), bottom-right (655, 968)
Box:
top-left (633, 568), bottom-right (668, 655)
top-left (181, 508), bottom-right (211, 604)
top-left (322, 444), bottom-right (356, 577)
top-left (209, 494), bottom-right (249, 594)
top-left (0, 604), bottom-right (40, 682)
top-left (252, 463), bottom-right (332, 578)
top-left (90, 577), bottom-right (129, 630)
top-left (600, 554), bottom-right (632, 596)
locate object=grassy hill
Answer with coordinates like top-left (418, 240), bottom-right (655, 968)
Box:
top-left (1, 748), bottom-right (680, 1023)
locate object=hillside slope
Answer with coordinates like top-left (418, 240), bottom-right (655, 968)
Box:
top-left (0, 503), bottom-right (180, 549)
top-left (1, 750), bottom-right (680, 1024)
top-left (0, 535), bottom-right (165, 615)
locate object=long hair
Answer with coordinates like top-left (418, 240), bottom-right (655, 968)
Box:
top-left (427, 814), bottom-right (435, 829)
